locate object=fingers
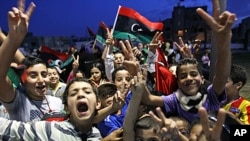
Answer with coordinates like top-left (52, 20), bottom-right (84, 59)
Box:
top-left (178, 37), bottom-right (185, 47)
top-left (25, 2), bottom-right (36, 21)
top-left (198, 107), bottom-right (211, 137)
top-left (155, 107), bottom-right (167, 122)
top-left (18, 0), bottom-right (25, 13)
top-left (149, 110), bottom-right (162, 124)
top-left (76, 55), bottom-right (79, 61)
top-left (212, 0), bottom-right (220, 19)
top-left (212, 108), bottom-right (226, 139)
top-left (151, 31), bottom-right (163, 43)
top-left (196, 8), bottom-right (218, 31)
top-left (222, 12), bottom-right (237, 31)
top-left (119, 40), bottom-right (128, 54)
top-left (124, 40), bottom-right (133, 55)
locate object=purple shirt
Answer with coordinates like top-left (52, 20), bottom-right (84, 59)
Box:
top-left (162, 84), bottom-right (226, 123)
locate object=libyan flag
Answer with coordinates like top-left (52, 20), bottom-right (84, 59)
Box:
top-left (113, 6), bottom-right (164, 43)
top-left (94, 21), bottom-right (108, 50)
top-left (38, 45), bottom-right (74, 68)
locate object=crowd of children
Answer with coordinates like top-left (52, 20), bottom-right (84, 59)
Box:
top-left (0, 0), bottom-right (248, 140)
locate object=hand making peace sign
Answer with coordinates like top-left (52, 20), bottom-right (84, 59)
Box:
top-left (174, 37), bottom-right (193, 58)
top-left (196, 0), bottom-right (236, 49)
top-left (72, 55), bottom-right (79, 72)
top-left (8, 0), bottom-right (35, 42)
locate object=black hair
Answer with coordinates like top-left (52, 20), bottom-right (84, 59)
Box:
top-left (22, 55), bottom-right (46, 69)
top-left (176, 58), bottom-right (203, 79)
top-left (111, 66), bottom-right (129, 82)
top-left (135, 115), bottom-right (161, 135)
top-left (90, 62), bottom-right (107, 80)
top-left (230, 64), bottom-right (247, 88)
top-left (97, 83), bottom-right (117, 99)
top-left (62, 77), bottom-right (98, 106)
top-left (15, 55), bottom-right (46, 79)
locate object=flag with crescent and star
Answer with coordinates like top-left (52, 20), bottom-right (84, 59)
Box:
top-left (113, 5), bottom-right (164, 44)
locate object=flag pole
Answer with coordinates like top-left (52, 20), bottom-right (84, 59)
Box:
top-left (111, 5), bottom-right (121, 35)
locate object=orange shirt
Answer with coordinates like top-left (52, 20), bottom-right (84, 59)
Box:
top-left (224, 97), bottom-right (250, 124)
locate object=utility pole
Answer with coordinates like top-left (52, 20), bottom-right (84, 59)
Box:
top-left (209, 0), bottom-right (227, 81)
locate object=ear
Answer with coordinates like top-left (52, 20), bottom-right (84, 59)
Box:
top-left (200, 75), bottom-right (205, 84)
top-left (235, 82), bottom-right (243, 90)
top-left (96, 98), bottom-right (102, 110)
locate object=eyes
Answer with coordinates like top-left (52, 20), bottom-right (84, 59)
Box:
top-left (114, 56), bottom-right (124, 61)
top-left (29, 71), bottom-right (48, 79)
top-left (116, 77), bottom-right (131, 82)
top-left (48, 72), bottom-right (58, 77)
top-left (69, 89), bottom-right (93, 97)
top-left (178, 71), bottom-right (199, 80)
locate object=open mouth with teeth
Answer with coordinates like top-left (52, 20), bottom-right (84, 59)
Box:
top-left (36, 85), bottom-right (46, 92)
top-left (77, 102), bottom-right (88, 116)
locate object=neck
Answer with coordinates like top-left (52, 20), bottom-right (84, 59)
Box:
top-left (70, 117), bottom-right (93, 134)
top-left (50, 82), bottom-right (58, 89)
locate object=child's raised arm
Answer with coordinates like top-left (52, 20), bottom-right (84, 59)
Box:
top-left (0, 0), bottom-right (35, 102)
top-left (196, 0), bottom-right (237, 96)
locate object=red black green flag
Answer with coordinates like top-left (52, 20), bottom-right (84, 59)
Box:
top-left (87, 26), bottom-right (96, 37)
top-left (94, 21), bottom-right (108, 50)
top-left (113, 6), bottom-right (164, 43)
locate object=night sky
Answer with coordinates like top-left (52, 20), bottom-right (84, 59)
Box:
top-left (0, 0), bottom-right (249, 37)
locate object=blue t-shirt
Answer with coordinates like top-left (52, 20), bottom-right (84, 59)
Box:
top-left (162, 84), bottom-right (226, 123)
top-left (97, 91), bottom-right (132, 137)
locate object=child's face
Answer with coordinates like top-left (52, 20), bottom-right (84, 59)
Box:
top-left (90, 67), bottom-right (102, 82)
top-left (100, 94), bottom-right (114, 108)
top-left (177, 64), bottom-right (203, 96)
top-left (65, 81), bottom-right (100, 125)
top-left (175, 120), bottom-right (189, 137)
top-left (225, 77), bottom-right (239, 102)
top-left (135, 128), bottom-right (162, 141)
top-left (114, 70), bottom-right (131, 95)
top-left (75, 72), bottom-right (84, 79)
top-left (47, 68), bottom-right (60, 85)
top-left (23, 63), bottom-right (50, 100)
top-left (114, 53), bottom-right (124, 67)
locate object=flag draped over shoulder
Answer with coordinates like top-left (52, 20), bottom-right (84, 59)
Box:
top-left (94, 21), bottom-right (108, 50)
top-left (155, 48), bottom-right (178, 95)
top-left (113, 6), bottom-right (164, 44)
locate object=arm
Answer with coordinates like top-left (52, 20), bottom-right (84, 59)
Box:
top-left (141, 84), bottom-right (164, 107)
top-left (0, 1), bottom-right (35, 102)
top-left (0, 117), bottom-right (45, 140)
top-left (101, 128), bottom-right (123, 141)
top-left (0, 27), bottom-right (25, 64)
top-left (196, 0), bottom-right (236, 96)
top-left (94, 90), bottom-right (125, 124)
top-left (66, 55), bottom-right (79, 83)
top-left (146, 32), bottom-right (162, 73)
top-left (104, 28), bottom-right (115, 81)
top-left (123, 74), bottom-right (144, 141)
